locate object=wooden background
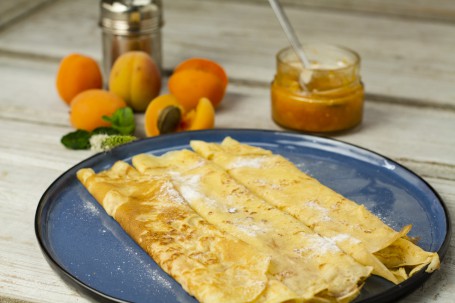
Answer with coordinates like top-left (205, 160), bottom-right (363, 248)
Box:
top-left (0, 0), bottom-right (454, 302)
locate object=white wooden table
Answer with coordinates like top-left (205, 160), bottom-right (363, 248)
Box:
top-left (0, 0), bottom-right (454, 302)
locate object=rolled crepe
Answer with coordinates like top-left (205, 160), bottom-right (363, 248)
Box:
top-left (77, 161), bottom-right (302, 303)
top-left (190, 137), bottom-right (440, 283)
top-left (133, 151), bottom-right (372, 302)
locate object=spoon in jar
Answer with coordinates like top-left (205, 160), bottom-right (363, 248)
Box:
top-left (268, 0), bottom-right (312, 92)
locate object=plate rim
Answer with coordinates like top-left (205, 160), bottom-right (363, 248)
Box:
top-left (34, 128), bottom-right (452, 303)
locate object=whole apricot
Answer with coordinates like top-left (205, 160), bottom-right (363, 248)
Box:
top-left (174, 58), bottom-right (228, 88)
top-left (56, 53), bottom-right (103, 105)
top-left (109, 51), bottom-right (161, 112)
top-left (70, 89), bottom-right (126, 131)
top-left (168, 69), bottom-right (225, 111)
top-left (168, 58), bottom-right (227, 111)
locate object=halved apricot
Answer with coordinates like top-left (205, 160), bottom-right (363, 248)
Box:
top-left (182, 97), bottom-right (215, 131)
top-left (144, 94), bottom-right (184, 137)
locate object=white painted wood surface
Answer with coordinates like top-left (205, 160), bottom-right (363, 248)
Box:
top-left (214, 0), bottom-right (455, 22)
top-left (0, 0), bottom-right (454, 302)
top-left (0, 0), bottom-right (53, 29)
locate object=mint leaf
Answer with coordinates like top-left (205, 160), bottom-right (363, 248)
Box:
top-left (102, 107), bottom-right (135, 135)
top-left (92, 127), bottom-right (121, 136)
top-left (61, 107), bottom-right (136, 150)
top-left (61, 130), bottom-right (91, 150)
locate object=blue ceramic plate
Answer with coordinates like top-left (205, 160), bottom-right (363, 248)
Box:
top-left (35, 129), bottom-right (451, 303)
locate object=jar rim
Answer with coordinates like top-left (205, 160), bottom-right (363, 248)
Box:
top-left (276, 43), bottom-right (361, 72)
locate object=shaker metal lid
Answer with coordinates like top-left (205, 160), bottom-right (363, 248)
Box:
top-left (100, 0), bottom-right (163, 34)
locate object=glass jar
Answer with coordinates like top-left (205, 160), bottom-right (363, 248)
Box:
top-left (271, 44), bottom-right (364, 133)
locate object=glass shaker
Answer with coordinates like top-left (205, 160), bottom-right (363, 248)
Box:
top-left (99, 0), bottom-right (163, 80)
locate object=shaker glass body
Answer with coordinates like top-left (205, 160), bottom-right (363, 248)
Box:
top-left (101, 30), bottom-right (162, 80)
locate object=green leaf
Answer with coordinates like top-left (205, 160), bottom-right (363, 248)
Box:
top-left (61, 130), bottom-right (91, 150)
top-left (102, 107), bottom-right (135, 135)
top-left (61, 108), bottom-right (135, 150)
top-left (91, 127), bottom-right (121, 136)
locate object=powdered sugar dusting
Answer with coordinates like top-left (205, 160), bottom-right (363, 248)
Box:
top-left (374, 211), bottom-right (398, 230)
top-left (150, 267), bottom-right (173, 289)
top-left (304, 201), bottom-right (331, 222)
top-left (157, 180), bottom-right (185, 205)
top-left (122, 246), bottom-right (173, 291)
top-left (253, 179), bottom-right (281, 190)
top-left (312, 236), bottom-right (342, 254)
top-left (233, 217), bottom-right (269, 237)
top-left (170, 172), bottom-right (203, 201)
top-left (294, 235), bottom-right (341, 256)
top-left (169, 172), bottom-right (219, 209)
top-left (228, 157), bottom-right (265, 169)
top-left (83, 200), bottom-right (100, 216)
top-left (235, 222), bottom-right (268, 237)
top-left (330, 234), bottom-right (361, 245)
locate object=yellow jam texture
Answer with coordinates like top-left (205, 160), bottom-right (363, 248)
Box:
top-left (271, 45), bottom-right (364, 133)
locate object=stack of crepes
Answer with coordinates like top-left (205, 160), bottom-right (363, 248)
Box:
top-left (77, 137), bottom-right (440, 303)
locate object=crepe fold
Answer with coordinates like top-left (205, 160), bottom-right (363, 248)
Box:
top-left (190, 137), bottom-right (440, 283)
top-left (133, 151), bottom-right (372, 303)
top-left (77, 162), bottom-right (302, 303)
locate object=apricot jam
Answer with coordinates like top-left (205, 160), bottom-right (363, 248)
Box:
top-left (271, 44), bottom-right (364, 133)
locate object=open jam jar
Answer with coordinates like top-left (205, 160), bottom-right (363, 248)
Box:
top-left (271, 44), bottom-right (364, 133)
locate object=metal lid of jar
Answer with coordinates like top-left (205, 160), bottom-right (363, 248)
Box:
top-left (100, 0), bottom-right (163, 35)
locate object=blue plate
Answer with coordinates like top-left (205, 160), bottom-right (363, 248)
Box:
top-left (35, 129), bottom-right (451, 303)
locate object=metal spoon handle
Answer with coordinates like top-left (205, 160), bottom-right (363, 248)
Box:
top-left (268, 0), bottom-right (311, 68)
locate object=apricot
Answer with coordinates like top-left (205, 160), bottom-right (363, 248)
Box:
top-left (109, 51), bottom-right (161, 112)
top-left (168, 58), bottom-right (227, 111)
top-left (70, 89), bottom-right (126, 131)
top-left (144, 94), bottom-right (184, 137)
top-left (174, 58), bottom-right (228, 88)
top-left (144, 95), bottom-right (215, 137)
top-left (182, 97), bottom-right (215, 131)
top-left (56, 54), bottom-right (103, 105)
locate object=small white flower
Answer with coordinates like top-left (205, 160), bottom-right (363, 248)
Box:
top-left (90, 134), bottom-right (110, 152)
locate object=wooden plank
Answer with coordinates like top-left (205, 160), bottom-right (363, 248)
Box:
top-left (0, 0), bottom-right (54, 29)
top-left (214, 0), bottom-right (455, 23)
top-left (0, 56), bottom-right (68, 127)
top-left (0, 0), bottom-right (454, 109)
top-left (0, 160), bottom-right (92, 303)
